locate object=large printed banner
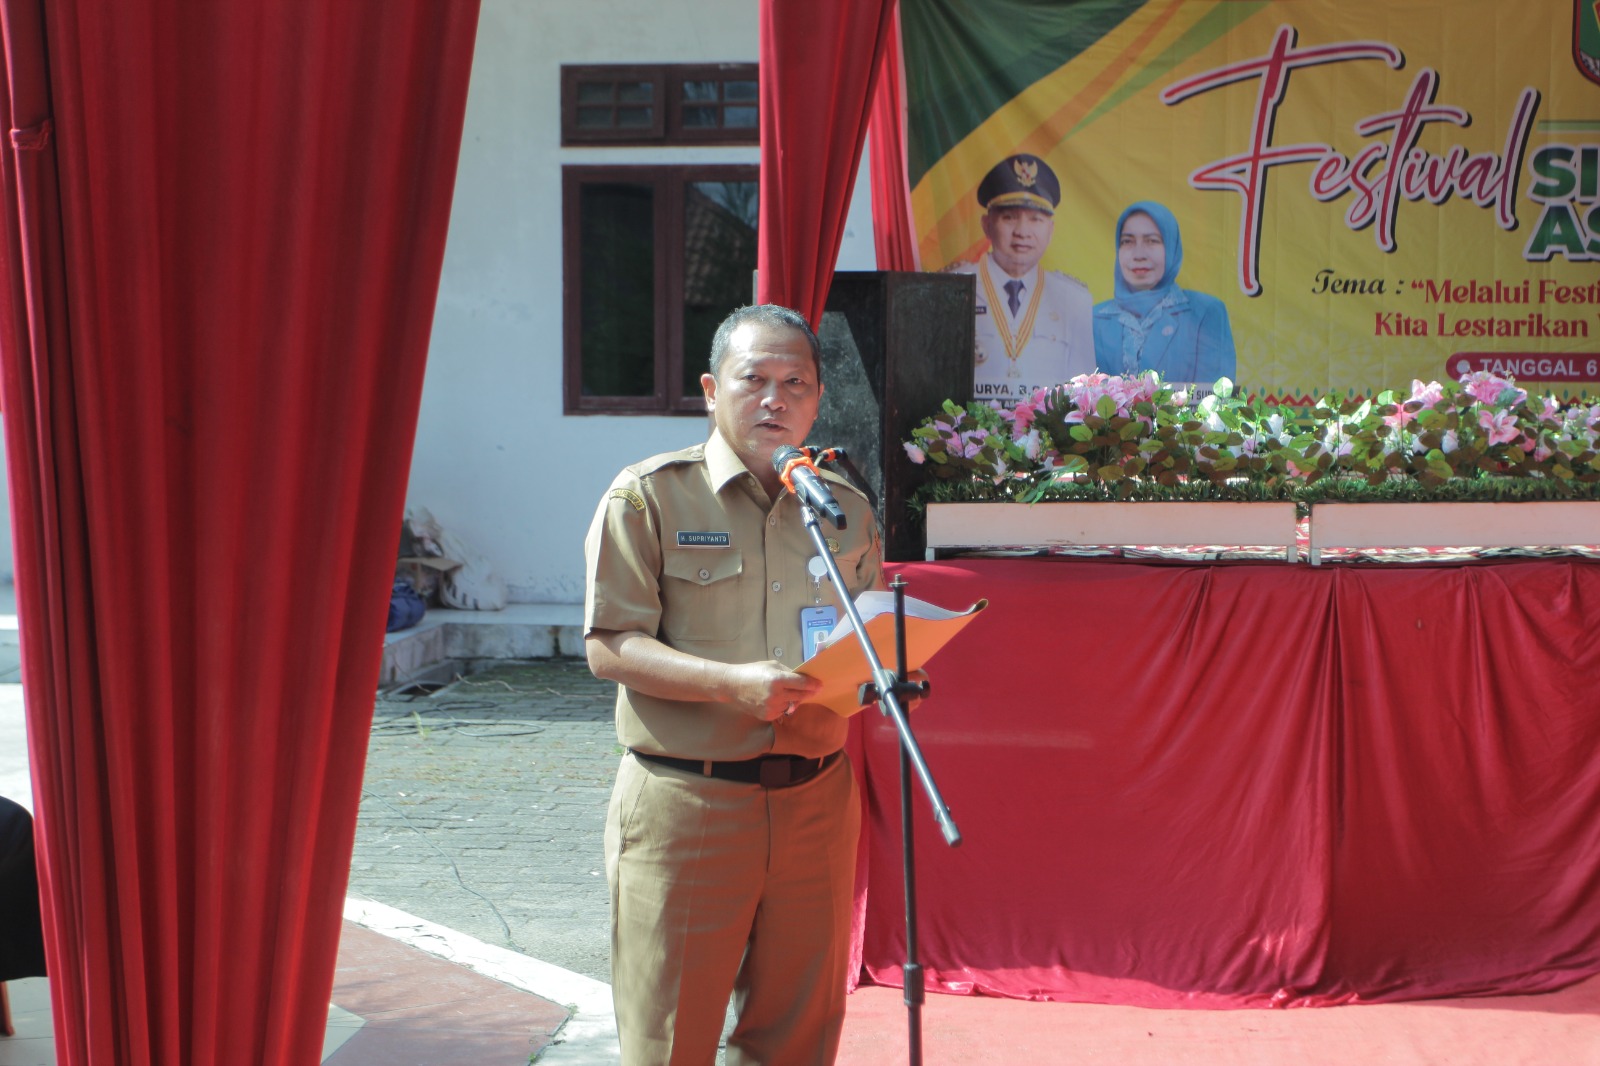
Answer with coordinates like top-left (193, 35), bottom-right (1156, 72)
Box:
top-left (904, 0), bottom-right (1600, 402)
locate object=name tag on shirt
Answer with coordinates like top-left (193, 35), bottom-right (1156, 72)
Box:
top-left (677, 531), bottom-right (731, 548)
top-left (801, 605), bottom-right (838, 661)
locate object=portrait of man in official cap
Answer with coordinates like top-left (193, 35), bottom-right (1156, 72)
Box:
top-left (947, 152), bottom-right (1096, 406)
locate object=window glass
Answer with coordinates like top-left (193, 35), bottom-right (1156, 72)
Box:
top-left (580, 183), bottom-right (656, 397)
top-left (617, 106), bottom-right (653, 128)
top-left (681, 180), bottom-right (758, 397)
top-left (563, 65), bottom-right (757, 146)
top-left (616, 81), bottom-right (654, 104)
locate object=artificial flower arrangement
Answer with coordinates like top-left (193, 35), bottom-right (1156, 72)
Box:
top-left (904, 371), bottom-right (1600, 508)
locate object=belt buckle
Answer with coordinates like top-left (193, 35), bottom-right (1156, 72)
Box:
top-left (759, 757), bottom-right (792, 788)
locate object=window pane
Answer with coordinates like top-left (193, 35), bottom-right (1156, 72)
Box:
top-left (617, 106), bottom-right (653, 128)
top-left (616, 81), bottom-right (654, 104)
top-left (724, 80), bottom-right (757, 102)
top-left (724, 106), bottom-right (757, 128)
top-left (576, 105), bottom-right (613, 129)
top-left (681, 80), bottom-right (718, 102)
top-left (580, 183), bottom-right (656, 398)
top-left (682, 106), bottom-right (718, 129)
top-left (681, 181), bottom-right (758, 396)
top-left (576, 81), bottom-right (614, 104)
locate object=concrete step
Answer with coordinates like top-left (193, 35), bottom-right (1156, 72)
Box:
top-left (380, 603), bottom-right (583, 689)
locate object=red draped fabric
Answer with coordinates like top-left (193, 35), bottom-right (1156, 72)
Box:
top-left (0, 3), bottom-right (479, 1063)
top-left (757, 0), bottom-right (898, 325)
top-left (856, 558), bottom-right (1600, 1007)
top-left (867, 6), bottom-right (918, 273)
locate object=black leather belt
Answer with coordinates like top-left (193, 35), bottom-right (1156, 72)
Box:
top-left (630, 749), bottom-right (842, 788)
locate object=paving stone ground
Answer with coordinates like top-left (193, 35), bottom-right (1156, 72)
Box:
top-left (348, 659), bottom-right (621, 984)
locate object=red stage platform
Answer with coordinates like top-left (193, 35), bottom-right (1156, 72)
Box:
top-left (851, 557), bottom-right (1600, 1008)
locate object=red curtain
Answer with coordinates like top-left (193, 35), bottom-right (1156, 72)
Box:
top-left (757, 0), bottom-right (898, 326)
top-left (867, 6), bottom-right (918, 273)
top-left (857, 558), bottom-right (1600, 1007)
top-left (0, 3), bottom-right (479, 1063)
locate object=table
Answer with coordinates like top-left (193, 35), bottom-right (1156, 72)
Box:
top-left (850, 557), bottom-right (1600, 1007)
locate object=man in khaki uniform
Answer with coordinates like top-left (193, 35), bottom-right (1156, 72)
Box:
top-left (585, 304), bottom-right (883, 1065)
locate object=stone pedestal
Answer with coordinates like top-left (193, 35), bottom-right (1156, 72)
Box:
top-left (812, 272), bottom-right (974, 562)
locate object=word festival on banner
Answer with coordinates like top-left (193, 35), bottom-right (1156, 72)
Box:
top-left (1162, 25), bottom-right (1544, 296)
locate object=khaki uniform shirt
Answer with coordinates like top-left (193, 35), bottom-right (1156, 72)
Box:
top-left (949, 255), bottom-right (1096, 405)
top-left (584, 431), bottom-right (884, 761)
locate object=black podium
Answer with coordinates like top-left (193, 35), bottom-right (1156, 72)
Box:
top-left (810, 272), bottom-right (974, 562)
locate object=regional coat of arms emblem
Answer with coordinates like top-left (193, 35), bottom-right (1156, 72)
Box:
top-left (1577, 0), bottom-right (1600, 86)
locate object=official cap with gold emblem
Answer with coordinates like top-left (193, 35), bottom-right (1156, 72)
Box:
top-left (976, 153), bottom-right (1060, 215)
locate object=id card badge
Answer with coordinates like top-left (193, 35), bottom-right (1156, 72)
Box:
top-left (800, 605), bottom-right (839, 662)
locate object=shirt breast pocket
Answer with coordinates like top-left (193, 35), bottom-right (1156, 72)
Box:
top-left (1031, 315), bottom-right (1069, 347)
top-left (660, 549), bottom-right (744, 644)
top-left (828, 541), bottom-right (870, 599)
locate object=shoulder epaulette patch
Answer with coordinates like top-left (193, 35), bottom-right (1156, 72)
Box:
top-left (609, 487), bottom-right (646, 511)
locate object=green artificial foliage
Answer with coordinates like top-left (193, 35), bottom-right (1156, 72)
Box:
top-left (902, 371), bottom-right (1600, 515)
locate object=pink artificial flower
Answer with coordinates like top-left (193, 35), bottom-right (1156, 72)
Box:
top-left (903, 442), bottom-right (926, 464)
top-left (1408, 379), bottom-right (1445, 406)
top-left (1477, 407), bottom-right (1520, 446)
top-left (1011, 400), bottom-right (1037, 432)
top-left (1108, 375), bottom-right (1148, 413)
top-left (1461, 371), bottom-right (1526, 408)
top-left (1539, 396), bottom-right (1561, 423)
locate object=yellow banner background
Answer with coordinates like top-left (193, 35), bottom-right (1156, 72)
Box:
top-left (913, 0), bottom-right (1600, 399)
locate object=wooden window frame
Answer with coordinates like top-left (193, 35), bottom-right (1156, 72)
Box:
top-left (561, 63), bottom-right (759, 147)
top-left (562, 164), bottom-right (759, 415)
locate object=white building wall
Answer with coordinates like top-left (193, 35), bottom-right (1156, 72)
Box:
top-left (405, 0), bottom-right (877, 605)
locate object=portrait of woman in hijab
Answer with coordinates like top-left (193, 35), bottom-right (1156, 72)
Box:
top-left (1092, 201), bottom-right (1236, 386)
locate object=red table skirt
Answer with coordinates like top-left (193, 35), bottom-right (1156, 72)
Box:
top-left (849, 557), bottom-right (1600, 1008)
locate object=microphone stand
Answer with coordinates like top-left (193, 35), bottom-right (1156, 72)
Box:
top-left (796, 500), bottom-right (961, 1066)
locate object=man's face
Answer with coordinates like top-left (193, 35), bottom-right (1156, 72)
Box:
top-left (981, 206), bottom-right (1054, 278)
top-left (701, 322), bottom-right (822, 488)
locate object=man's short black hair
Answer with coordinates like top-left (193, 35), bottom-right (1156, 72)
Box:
top-left (708, 304), bottom-right (822, 380)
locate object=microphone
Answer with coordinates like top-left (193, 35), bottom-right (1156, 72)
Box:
top-left (773, 445), bottom-right (848, 529)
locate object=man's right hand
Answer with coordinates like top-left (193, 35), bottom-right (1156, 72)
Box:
top-left (587, 630), bottom-right (821, 721)
top-left (717, 660), bottom-right (822, 721)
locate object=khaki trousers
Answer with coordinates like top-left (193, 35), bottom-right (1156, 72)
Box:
top-left (604, 751), bottom-right (860, 1066)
